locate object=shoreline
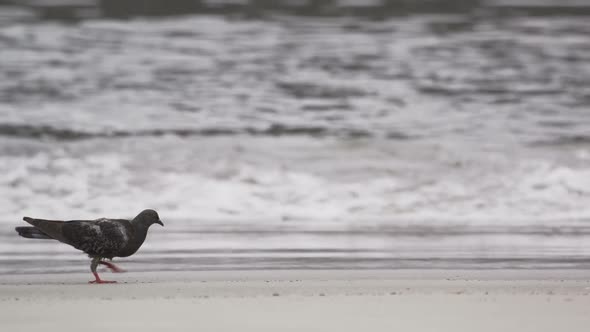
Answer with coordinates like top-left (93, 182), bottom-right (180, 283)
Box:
top-left (4, 268), bottom-right (590, 284)
top-left (2, 270), bottom-right (590, 331)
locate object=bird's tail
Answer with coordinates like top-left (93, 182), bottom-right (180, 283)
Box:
top-left (15, 226), bottom-right (54, 240)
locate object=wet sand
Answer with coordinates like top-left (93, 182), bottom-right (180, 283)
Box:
top-left (1, 270), bottom-right (590, 332)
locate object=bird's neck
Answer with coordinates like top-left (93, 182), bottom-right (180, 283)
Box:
top-left (133, 222), bottom-right (150, 243)
top-left (119, 222), bottom-right (150, 257)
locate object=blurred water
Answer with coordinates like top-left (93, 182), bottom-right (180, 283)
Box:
top-left (1, 1), bottom-right (590, 274)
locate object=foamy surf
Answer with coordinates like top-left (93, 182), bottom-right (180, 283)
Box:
top-left (1, 136), bottom-right (589, 223)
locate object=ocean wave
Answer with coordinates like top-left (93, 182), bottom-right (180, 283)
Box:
top-left (1, 15), bottom-right (588, 143)
top-left (531, 135), bottom-right (590, 146)
top-left (5, 1), bottom-right (590, 23)
top-left (0, 123), bottom-right (378, 140)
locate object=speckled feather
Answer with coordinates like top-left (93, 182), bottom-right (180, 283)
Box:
top-left (61, 218), bottom-right (132, 258)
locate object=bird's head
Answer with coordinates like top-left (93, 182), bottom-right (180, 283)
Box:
top-left (134, 209), bottom-right (164, 227)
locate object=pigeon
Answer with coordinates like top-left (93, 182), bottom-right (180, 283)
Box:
top-left (15, 209), bottom-right (164, 284)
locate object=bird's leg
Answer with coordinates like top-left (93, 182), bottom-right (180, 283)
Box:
top-left (99, 260), bottom-right (125, 273)
top-left (89, 257), bottom-right (117, 284)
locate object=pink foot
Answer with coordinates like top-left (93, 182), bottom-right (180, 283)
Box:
top-left (89, 272), bottom-right (117, 284)
top-left (100, 261), bottom-right (126, 273)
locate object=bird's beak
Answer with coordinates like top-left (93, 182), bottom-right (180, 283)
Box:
top-left (156, 220), bottom-right (164, 227)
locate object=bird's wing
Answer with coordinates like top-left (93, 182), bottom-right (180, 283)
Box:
top-left (22, 217), bottom-right (114, 242)
top-left (61, 218), bottom-right (132, 258)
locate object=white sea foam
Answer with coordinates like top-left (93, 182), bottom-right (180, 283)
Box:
top-left (1, 137), bottom-right (589, 226)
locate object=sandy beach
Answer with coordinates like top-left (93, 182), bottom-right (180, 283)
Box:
top-left (1, 270), bottom-right (590, 332)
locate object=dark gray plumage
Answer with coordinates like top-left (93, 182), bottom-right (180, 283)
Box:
top-left (15, 209), bottom-right (164, 283)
